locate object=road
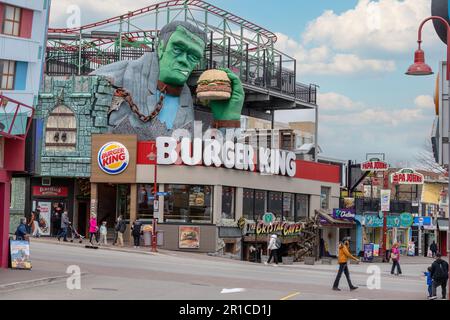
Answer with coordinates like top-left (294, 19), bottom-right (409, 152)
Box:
top-left (0, 241), bottom-right (436, 300)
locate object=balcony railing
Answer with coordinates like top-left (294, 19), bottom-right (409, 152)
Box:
top-left (0, 94), bottom-right (34, 140)
top-left (339, 197), bottom-right (419, 214)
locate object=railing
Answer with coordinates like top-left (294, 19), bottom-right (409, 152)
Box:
top-left (45, 44), bottom-right (318, 106)
top-left (0, 94), bottom-right (34, 140)
top-left (339, 198), bottom-right (419, 214)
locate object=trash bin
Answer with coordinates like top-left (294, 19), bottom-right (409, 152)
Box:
top-left (143, 231), bottom-right (151, 246)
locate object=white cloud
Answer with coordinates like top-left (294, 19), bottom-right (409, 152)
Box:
top-left (414, 95), bottom-right (435, 109)
top-left (275, 33), bottom-right (396, 76)
top-left (302, 0), bottom-right (436, 54)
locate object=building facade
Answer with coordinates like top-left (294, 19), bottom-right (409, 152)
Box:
top-left (0, 0), bottom-right (50, 268)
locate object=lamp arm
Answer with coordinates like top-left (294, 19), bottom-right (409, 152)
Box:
top-left (417, 16), bottom-right (450, 80)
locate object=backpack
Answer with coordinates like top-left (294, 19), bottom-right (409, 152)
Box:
top-left (434, 262), bottom-right (448, 281)
top-left (275, 238), bottom-right (282, 249)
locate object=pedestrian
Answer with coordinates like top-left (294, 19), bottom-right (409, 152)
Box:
top-left (89, 215), bottom-right (99, 245)
top-left (99, 221), bottom-right (108, 245)
top-left (430, 241), bottom-right (438, 258)
top-left (424, 266), bottom-right (433, 299)
top-left (15, 217), bottom-right (29, 241)
top-left (114, 215), bottom-right (126, 247)
top-left (57, 211), bottom-right (70, 242)
top-left (131, 219), bottom-right (143, 248)
top-left (264, 234), bottom-right (280, 266)
top-left (429, 253), bottom-right (449, 300)
top-left (29, 210), bottom-right (42, 238)
top-left (332, 240), bottom-right (359, 291)
top-left (390, 243), bottom-right (402, 276)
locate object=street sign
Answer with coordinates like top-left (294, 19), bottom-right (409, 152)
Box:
top-left (156, 192), bottom-right (171, 196)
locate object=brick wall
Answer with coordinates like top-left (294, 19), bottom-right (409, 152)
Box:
top-left (36, 76), bottom-right (111, 177)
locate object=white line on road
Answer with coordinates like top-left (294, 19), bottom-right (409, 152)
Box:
top-left (221, 288), bottom-right (246, 294)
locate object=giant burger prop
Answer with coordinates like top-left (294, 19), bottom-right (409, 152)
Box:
top-left (196, 69), bottom-right (232, 101)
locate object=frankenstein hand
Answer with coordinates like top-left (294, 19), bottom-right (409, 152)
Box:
top-left (209, 68), bottom-right (244, 122)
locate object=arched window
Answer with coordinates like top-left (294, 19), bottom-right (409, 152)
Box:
top-left (45, 105), bottom-right (77, 151)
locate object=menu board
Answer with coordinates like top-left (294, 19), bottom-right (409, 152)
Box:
top-left (10, 240), bottom-right (32, 269)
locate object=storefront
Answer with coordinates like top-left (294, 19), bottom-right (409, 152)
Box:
top-left (356, 212), bottom-right (414, 257)
top-left (412, 216), bottom-right (436, 257)
top-left (89, 134), bottom-right (341, 257)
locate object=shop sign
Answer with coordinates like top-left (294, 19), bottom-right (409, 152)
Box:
top-left (364, 214), bottom-right (413, 228)
top-left (255, 221), bottom-right (303, 236)
top-left (400, 213), bottom-right (414, 228)
top-left (262, 212), bottom-right (275, 224)
top-left (361, 158), bottom-right (389, 172)
top-left (156, 136), bottom-right (297, 177)
top-left (332, 208), bottom-right (356, 221)
top-left (380, 189), bottom-right (391, 212)
top-left (97, 141), bottom-right (130, 175)
top-left (32, 186), bottom-right (68, 197)
top-left (413, 216), bottom-right (432, 226)
top-left (390, 168), bottom-right (424, 185)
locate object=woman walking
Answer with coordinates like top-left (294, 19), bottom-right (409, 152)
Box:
top-left (332, 240), bottom-right (359, 291)
top-left (390, 243), bottom-right (402, 276)
top-left (89, 215), bottom-right (99, 245)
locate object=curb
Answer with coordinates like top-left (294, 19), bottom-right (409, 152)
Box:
top-left (0, 273), bottom-right (89, 292)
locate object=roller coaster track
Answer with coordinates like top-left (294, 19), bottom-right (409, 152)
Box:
top-left (48, 0), bottom-right (277, 46)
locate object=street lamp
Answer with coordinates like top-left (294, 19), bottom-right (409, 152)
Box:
top-left (406, 15), bottom-right (450, 300)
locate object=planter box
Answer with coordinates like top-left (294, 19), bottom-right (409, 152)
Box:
top-left (282, 256), bottom-right (294, 265)
top-left (321, 257), bottom-right (332, 265)
top-left (304, 257), bottom-right (315, 265)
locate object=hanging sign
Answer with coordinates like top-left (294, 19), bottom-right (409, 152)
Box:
top-left (390, 168), bottom-right (424, 185)
top-left (380, 189), bottom-right (391, 212)
top-left (361, 158), bottom-right (389, 172)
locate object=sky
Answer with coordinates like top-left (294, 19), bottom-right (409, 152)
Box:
top-left (49, 0), bottom-right (448, 165)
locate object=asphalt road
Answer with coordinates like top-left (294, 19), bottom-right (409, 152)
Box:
top-left (0, 241), bottom-right (437, 300)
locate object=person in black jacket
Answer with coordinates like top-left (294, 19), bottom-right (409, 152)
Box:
top-left (430, 241), bottom-right (438, 258)
top-left (113, 215), bottom-right (127, 247)
top-left (131, 219), bottom-right (143, 248)
top-left (430, 253), bottom-right (449, 300)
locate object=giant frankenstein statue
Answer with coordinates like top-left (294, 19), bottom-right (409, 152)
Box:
top-left (92, 21), bottom-right (244, 140)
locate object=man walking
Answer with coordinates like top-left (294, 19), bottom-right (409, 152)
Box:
top-left (57, 211), bottom-right (70, 242)
top-left (115, 216), bottom-right (127, 247)
top-left (430, 253), bottom-right (449, 300)
top-left (333, 240), bottom-right (359, 291)
top-left (430, 241), bottom-right (438, 258)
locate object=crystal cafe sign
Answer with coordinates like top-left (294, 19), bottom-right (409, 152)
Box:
top-left (361, 158), bottom-right (389, 172)
top-left (156, 136), bottom-right (297, 177)
top-left (390, 168), bottom-right (424, 185)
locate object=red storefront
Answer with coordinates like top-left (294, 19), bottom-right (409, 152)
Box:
top-left (0, 96), bottom-right (33, 268)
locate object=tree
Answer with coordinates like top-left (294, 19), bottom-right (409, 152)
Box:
top-left (415, 139), bottom-right (447, 174)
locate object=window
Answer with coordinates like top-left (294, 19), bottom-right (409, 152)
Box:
top-left (221, 186), bottom-right (235, 219)
top-left (243, 189), bottom-right (267, 220)
top-left (321, 187), bottom-right (331, 210)
top-left (243, 188), bottom-right (254, 220)
top-left (3, 5), bottom-right (21, 36)
top-left (282, 193), bottom-right (294, 221)
top-left (137, 184), bottom-right (155, 220)
top-left (45, 105), bottom-right (77, 151)
top-left (164, 185), bottom-right (213, 224)
top-left (0, 60), bottom-right (15, 90)
top-left (268, 191), bottom-right (282, 219)
top-left (117, 184), bottom-right (130, 220)
top-left (295, 194), bottom-right (309, 221)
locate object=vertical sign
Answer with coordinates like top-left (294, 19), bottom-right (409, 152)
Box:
top-left (380, 189), bottom-right (391, 212)
top-left (37, 202), bottom-right (51, 236)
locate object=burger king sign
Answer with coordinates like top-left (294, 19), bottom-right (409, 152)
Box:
top-left (97, 142), bottom-right (130, 175)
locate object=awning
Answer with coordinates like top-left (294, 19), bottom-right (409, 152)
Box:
top-left (316, 209), bottom-right (355, 228)
top-left (437, 218), bottom-right (449, 232)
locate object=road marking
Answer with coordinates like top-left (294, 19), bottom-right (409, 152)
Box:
top-left (221, 288), bottom-right (246, 294)
top-left (280, 291), bottom-right (301, 300)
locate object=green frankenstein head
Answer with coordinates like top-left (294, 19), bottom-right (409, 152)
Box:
top-left (158, 22), bottom-right (207, 86)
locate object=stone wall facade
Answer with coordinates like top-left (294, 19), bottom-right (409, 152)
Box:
top-left (36, 76), bottom-right (111, 177)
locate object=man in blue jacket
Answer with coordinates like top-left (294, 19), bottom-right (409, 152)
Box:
top-left (15, 217), bottom-right (29, 240)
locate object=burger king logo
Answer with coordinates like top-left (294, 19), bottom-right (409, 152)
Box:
top-left (97, 142), bottom-right (129, 175)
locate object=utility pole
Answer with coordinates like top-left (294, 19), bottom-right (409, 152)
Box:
top-left (381, 170), bottom-right (389, 262)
